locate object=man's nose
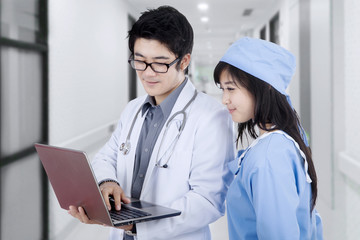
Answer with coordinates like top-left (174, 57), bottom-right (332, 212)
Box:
top-left (143, 65), bottom-right (157, 76)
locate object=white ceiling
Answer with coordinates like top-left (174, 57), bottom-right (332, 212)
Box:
top-left (127, 0), bottom-right (281, 69)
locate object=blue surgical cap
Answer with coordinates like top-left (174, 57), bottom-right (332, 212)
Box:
top-left (220, 37), bottom-right (295, 96)
top-left (220, 37), bottom-right (309, 146)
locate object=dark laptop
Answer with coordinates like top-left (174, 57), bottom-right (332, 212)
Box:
top-left (34, 143), bottom-right (181, 227)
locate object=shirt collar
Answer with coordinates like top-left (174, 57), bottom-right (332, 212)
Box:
top-left (141, 78), bottom-right (188, 118)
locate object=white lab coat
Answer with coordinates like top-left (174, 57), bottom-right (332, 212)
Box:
top-left (92, 80), bottom-right (234, 240)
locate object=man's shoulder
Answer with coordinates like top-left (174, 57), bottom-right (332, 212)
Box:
top-left (194, 91), bottom-right (225, 111)
top-left (126, 95), bottom-right (147, 107)
top-left (120, 95), bottom-right (147, 116)
top-left (183, 80), bottom-right (223, 110)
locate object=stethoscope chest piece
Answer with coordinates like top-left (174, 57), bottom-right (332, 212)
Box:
top-left (120, 141), bottom-right (131, 155)
top-left (119, 89), bottom-right (198, 167)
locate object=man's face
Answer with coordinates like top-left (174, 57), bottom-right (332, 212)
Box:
top-left (133, 38), bottom-right (189, 105)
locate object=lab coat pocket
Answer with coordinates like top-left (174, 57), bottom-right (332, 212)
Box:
top-left (156, 149), bottom-right (192, 183)
top-left (143, 149), bottom-right (192, 203)
top-left (155, 118), bottom-right (182, 163)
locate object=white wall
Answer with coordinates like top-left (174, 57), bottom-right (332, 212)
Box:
top-left (308, 1), bottom-right (335, 239)
top-left (339, 0), bottom-right (360, 239)
top-left (302, 0), bottom-right (360, 239)
top-left (287, 0), bottom-right (301, 111)
top-left (48, 0), bottom-right (137, 239)
top-left (310, 0), bottom-right (333, 206)
top-left (49, 0), bottom-right (132, 147)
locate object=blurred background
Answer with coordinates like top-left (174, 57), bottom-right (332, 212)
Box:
top-left (0, 0), bottom-right (358, 239)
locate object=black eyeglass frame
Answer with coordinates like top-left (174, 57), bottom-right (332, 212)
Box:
top-left (128, 58), bottom-right (180, 73)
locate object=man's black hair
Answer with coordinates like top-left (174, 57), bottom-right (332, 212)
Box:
top-left (128, 6), bottom-right (194, 74)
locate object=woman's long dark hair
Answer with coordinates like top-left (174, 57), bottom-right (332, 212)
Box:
top-left (214, 62), bottom-right (318, 211)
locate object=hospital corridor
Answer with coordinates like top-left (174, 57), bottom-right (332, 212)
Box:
top-left (1, 0), bottom-right (359, 239)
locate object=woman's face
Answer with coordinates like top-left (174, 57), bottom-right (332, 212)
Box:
top-left (219, 70), bottom-right (255, 123)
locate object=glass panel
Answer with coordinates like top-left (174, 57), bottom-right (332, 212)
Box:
top-left (270, 12), bottom-right (280, 44)
top-left (1, 47), bottom-right (43, 157)
top-left (1, 0), bottom-right (40, 43)
top-left (1, 153), bottom-right (42, 239)
top-left (260, 26), bottom-right (266, 40)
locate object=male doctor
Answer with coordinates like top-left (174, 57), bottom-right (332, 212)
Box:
top-left (68, 5), bottom-right (234, 240)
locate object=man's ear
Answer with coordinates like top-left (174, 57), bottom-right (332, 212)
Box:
top-left (180, 53), bottom-right (191, 71)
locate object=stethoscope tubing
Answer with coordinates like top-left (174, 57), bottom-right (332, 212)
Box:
top-left (119, 90), bottom-right (198, 168)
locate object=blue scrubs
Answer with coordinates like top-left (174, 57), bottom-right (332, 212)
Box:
top-left (226, 130), bottom-right (323, 240)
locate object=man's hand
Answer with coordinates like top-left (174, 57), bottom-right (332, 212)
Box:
top-left (99, 181), bottom-right (131, 211)
top-left (67, 181), bottom-right (131, 228)
top-left (68, 205), bottom-right (102, 225)
top-left (67, 205), bottom-right (133, 230)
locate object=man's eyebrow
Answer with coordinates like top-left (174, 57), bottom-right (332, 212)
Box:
top-left (134, 52), bottom-right (170, 60)
top-left (153, 56), bottom-right (170, 60)
top-left (134, 52), bottom-right (144, 58)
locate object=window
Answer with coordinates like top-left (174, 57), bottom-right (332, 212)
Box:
top-left (1, 48), bottom-right (44, 158)
top-left (0, 0), bottom-right (48, 239)
top-left (269, 12), bottom-right (280, 44)
top-left (260, 25), bottom-right (266, 40)
top-left (128, 14), bottom-right (137, 101)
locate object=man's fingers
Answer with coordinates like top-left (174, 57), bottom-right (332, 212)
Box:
top-left (113, 187), bottom-right (131, 210)
top-left (116, 224), bottom-right (133, 230)
top-left (113, 191), bottom-right (122, 211)
top-left (104, 196), bottom-right (112, 211)
top-left (100, 187), bottom-right (112, 210)
top-left (68, 205), bottom-right (86, 223)
top-left (121, 191), bottom-right (131, 204)
top-left (68, 205), bottom-right (78, 218)
top-left (100, 182), bottom-right (130, 211)
top-left (78, 206), bottom-right (90, 223)
top-left (68, 205), bottom-right (100, 225)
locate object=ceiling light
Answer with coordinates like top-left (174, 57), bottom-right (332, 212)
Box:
top-left (201, 17), bottom-right (209, 23)
top-left (198, 3), bottom-right (209, 11)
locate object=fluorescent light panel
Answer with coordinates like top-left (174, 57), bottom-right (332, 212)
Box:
top-left (198, 3), bottom-right (209, 11)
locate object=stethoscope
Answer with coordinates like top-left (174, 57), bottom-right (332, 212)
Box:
top-left (119, 90), bottom-right (198, 168)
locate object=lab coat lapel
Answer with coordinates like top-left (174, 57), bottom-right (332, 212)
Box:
top-left (123, 106), bottom-right (147, 193)
top-left (141, 81), bottom-right (196, 197)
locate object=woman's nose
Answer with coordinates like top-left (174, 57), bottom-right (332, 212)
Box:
top-left (222, 93), bottom-right (229, 105)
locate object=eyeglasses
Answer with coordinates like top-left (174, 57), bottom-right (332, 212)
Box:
top-left (128, 58), bottom-right (180, 73)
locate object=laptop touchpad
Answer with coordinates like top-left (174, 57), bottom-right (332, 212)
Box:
top-left (128, 201), bottom-right (155, 208)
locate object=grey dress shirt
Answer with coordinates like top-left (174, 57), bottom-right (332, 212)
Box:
top-left (130, 78), bottom-right (188, 199)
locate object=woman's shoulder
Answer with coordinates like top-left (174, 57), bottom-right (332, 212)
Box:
top-left (256, 131), bottom-right (297, 151)
top-left (246, 131), bottom-right (301, 168)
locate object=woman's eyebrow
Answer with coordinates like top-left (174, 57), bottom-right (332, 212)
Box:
top-left (221, 80), bottom-right (236, 86)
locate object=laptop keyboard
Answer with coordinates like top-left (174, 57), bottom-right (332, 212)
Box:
top-left (110, 206), bottom-right (151, 221)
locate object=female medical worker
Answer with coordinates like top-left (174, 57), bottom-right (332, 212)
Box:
top-left (68, 6), bottom-right (234, 240)
top-left (214, 37), bottom-right (323, 240)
